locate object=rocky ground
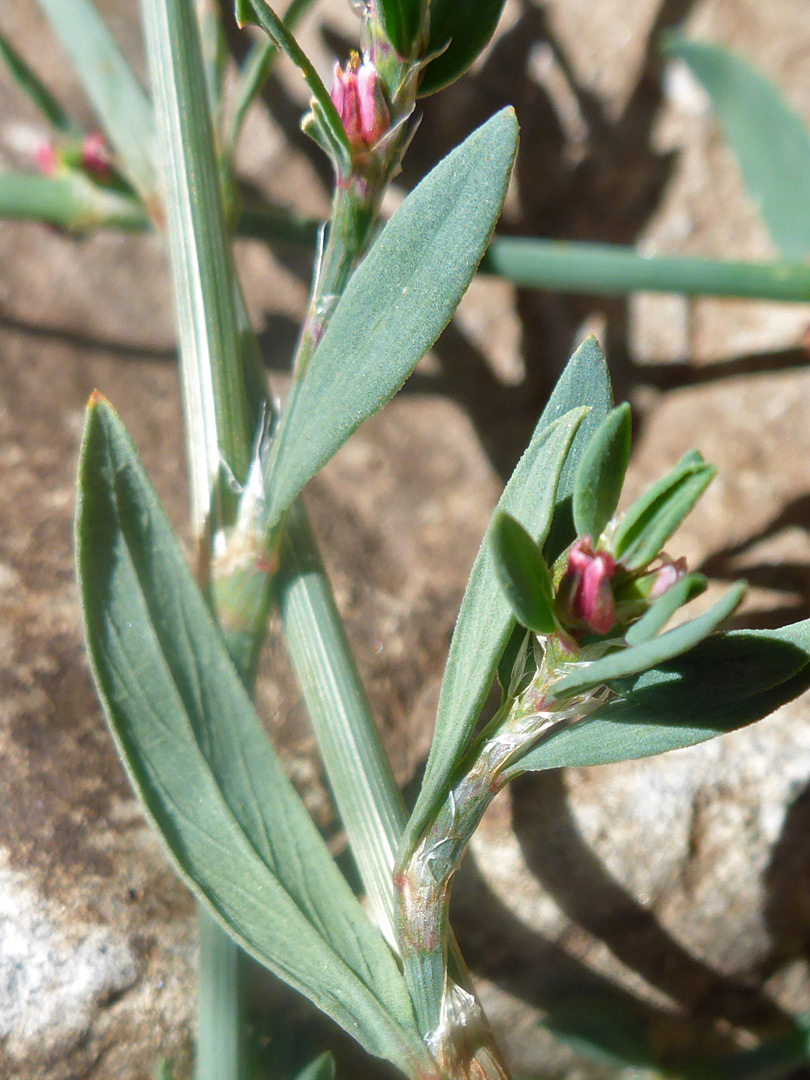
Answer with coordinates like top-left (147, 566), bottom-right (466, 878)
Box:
top-left (2, 0), bottom-right (810, 1077)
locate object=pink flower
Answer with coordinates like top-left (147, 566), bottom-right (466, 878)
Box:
top-left (559, 538), bottom-right (618, 635)
top-left (650, 555), bottom-right (688, 598)
top-left (34, 140), bottom-right (59, 176)
top-left (80, 133), bottom-right (112, 180)
top-left (331, 54), bottom-right (390, 151)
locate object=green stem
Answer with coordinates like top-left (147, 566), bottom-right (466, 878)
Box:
top-left (277, 500), bottom-right (406, 939)
top-left (480, 236), bottom-right (810, 301)
top-left (196, 907), bottom-right (246, 1080)
top-left (396, 682), bottom-right (589, 1076)
top-left (0, 172), bottom-right (149, 231)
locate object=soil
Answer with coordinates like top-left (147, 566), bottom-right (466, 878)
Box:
top-left (2, 0), bottom-right (810, 1078)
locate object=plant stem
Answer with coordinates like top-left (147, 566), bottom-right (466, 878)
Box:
top-left (396, 680), bottom-right (595, 1076)
top-left (196, 907), bottom-right (246, 1080)
top-left (0, 172), bottom-right (149, 231)
top-left (276, 499), bottom-right (406, 941)
top-left (480, 236), bottom-right (810, 301)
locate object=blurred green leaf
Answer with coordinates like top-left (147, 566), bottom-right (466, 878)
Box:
top-left (624, 572), bottom-right (707, 646)
top-left (35, 0), bottom-right (157, 200)
top-left (76, 398), bottom-right (430, 1072)
top-left (419, 0), bottom-right (508, 96)
top-left (195, 0), bottom-right (227, 136)
top-left (542, 337), bottom-right (614, 564)
top-left (235, 0), bottom-right (351, 175)
top-left (573, 403), bottom-right (631, 543)
top-left (261, 108), bottom-right (519, 533)
top-left (492, 513), bottom-right (557, 634)
top-left (375, 0), bottom-right (423, 59)
top-left (550, 581), bottom-right (745, 699)
top-left (0, 30), bottom-right (78, 133)
top-left (0, 171), bottom-right (148, 230)
top-left (664, 33), bottom-right (810, 260)
top-left (402, 405), bottom-right (587, 856)
top-left (612, 451), bottom-right (715, 571)
top-left (295, 1054), bottom-right (336, 1080)
top-left (544, 996), bottom-right (653, 1069)
top-left (512, 620), bottom-right (810, 774)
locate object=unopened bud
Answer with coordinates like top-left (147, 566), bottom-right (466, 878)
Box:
top-left (34, 140), bottom-right (59, 176)
top-left (558, 537), bottom-right (618, 635)
top-left (80, 133), bottom-right (112, 180)
top-left (331, 53), bottom-right (390, 152)
top-left (650, 555), bottom-right (688, 599)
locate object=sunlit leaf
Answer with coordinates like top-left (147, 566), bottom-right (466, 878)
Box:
top-left (261, 108), bottom-right (519, 532)
top-left (664, 33), bottom-right (810, 260)
top-left (76, 398), bottom-right (430, 1071)
top-left (511, 620), bottom-right (810, 774)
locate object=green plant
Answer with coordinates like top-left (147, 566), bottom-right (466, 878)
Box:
top-left (5, 2), bottom-right (810, 1077)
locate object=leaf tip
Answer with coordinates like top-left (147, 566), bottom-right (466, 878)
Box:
top-left (88, 389), bottom-right (110, 410)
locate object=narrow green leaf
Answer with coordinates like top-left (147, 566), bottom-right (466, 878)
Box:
top-left (402, 406), bottom-right (588, 857)
top-left (612, 452), bottom-right (715, 571)
top-left (512, 620), bottom-right (810, 774)
top-left (261, 108), bottom-right (520, 533)
top-left (35, 0), bottom-right (157, 200)
top-left (0, 31), bottom-right (78, 134)
top-left (195, 0), bottom-right (228, 137)
top-left (296, 1054), bottom-right (336, 1080)
top-left (229, 0), bottom-right (318, 152)
top-left (542, 336), bottom-right (614, 564)
top-left (573, 403), bottom-right (631, 543)
top-left (419, 0), bottom-right (508, 96)
top-left (491, 513), bottom-right (556, 634)
top-left (544, 996), bottom-right (653, 1069)
top-left (0, 172), bottom-right (148, 231)
top-left (550, 581), bottom-right (746, 699)
top-left (375, 0), bottom-right (422, 59)
top-left (76, 398), bottom-right (429, 1070)
top-left (235, 0), bottom-right (352, 175)
top-left (664, 33), bottom-right (810, 260)
top-left (624, 572), bottom-right (707, 646)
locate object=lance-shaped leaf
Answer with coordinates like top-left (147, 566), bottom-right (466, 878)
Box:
top-left (492, 512), bottom-right (556, 634)
top-left (509, 620), bottom-right (810, 775)
top-left (664, 33), bottom-right (810, 260)
top-left (419, 0), bottom-right (508, 96)
top-left (0, 31), bottom-right (78, 134)
top-left (75, 397), bottom-right (430, 1072)
top-left (542, 336), bottom-right (614, 564)
top-left (625, 572), bottom-right (707, 646)
top-left (35, 0), bottom-right (157, 200)
top-left (550, 581), bottom-right (746, 699)
top-left (401, 406), bottom-right (588, 857)
top-left (573, 403), bottom-right (631, 543)
top-left (235, 0), bottom-right (352, 175)
top-left (612, 451), bottom-right (715, 571)
top-left (261, 108), bottom-right (519, 533)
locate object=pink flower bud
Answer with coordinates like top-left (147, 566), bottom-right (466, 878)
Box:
top-left (80, 132), bottom-right (112, 180)
top-left (650, 555), bottom-right (688, 599)
top-left (559, 538), bottom-right (618, 635)
top-left (34, 140), bottom-right (59, 176)
top-left (331, 54), bottom-right (390, 151)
